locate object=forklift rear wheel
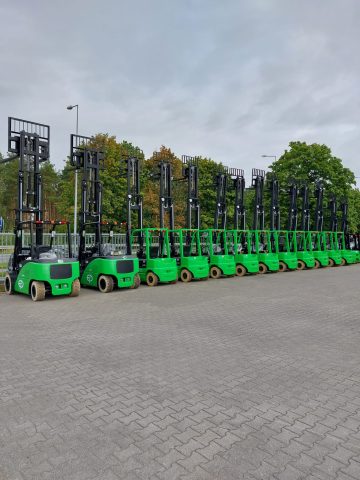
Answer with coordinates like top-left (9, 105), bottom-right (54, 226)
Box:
top-left (98, 275), bottom-right (114, 293)
top-left (258, 263), bottom-right (268, 274)
top-left (4, 273), bottom-right (13, 295)
top-left (235, 264), bottom-right (247, 277)
top-left (314, 259), bottom-right (320, 269)
top-left (69, 279), bottom-right (80, 297)
top-left (297, 260), bottom-right (306, 270)
top-left (210, 266), bottom-right (222, 279)
top-left (130, 273), bottom-right (141, 289)
top-left (279, 261), bottom-right (287, 272)
top-left (328, 258), bottom-right (335, 267)
top-left (341, 258), bottom-right (346, 266)
top-left (146, 272), bottom-right (159, 287)
top-left (31, 281), bottom-right (45, 302)
top-left (180, 269), bottom-right (192, 283)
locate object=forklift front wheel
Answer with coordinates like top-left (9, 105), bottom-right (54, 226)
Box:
top-left (146, 272), bottom-right (159, 287)
top-left (341, 258), bottom-right (346, 266)
top-left (98, 275), bottom-right (114, 293)
top-left (180, 269), bottom-right (192, 283)
top-left (130, 273), bottom-right (141, 289)
top-left (314, 259), bottom-right (320, 269)
top-left (31, 281), bottom-right (46, 302)
top-left (297, 260), bottom-right (306, 270)
top-left (210, 266), bottom-right (222, 279)
top-left (258, 263), bottom-right (268, 274)
top-left (4, 273), bottom-right (13, 295)
top-left (328, 258), bottom-right (335, 267)
top-left (235, 264), bottom-right (247, 277)
top-left (279, 261), bottom-right (287, 272)
top-left (69, 279), bottom-right (80, 297)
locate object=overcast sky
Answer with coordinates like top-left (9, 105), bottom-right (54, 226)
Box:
top-left (1, 0), bottom-right (359, 178)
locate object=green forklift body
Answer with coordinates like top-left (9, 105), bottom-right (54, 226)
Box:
top-left (311, 232), bottom-right (329, 266)
top-left (277, 231), bottom-right (297, 270)
top-left (254, 230), bottom-right (279, 271)
top-left (337, 233), bottom-right (357, 265)
top-left (170, 229), bottom-right (209, 280)
top-left (200, 229), bottom-right (236, 276)
top-left (227, 230), bottom-right (259, 274)
top-left (295, 231), bottom-right (315, 268)
top-left (131, 228), bottom-right (178, 284)
top-left (13, 259), bottom-right (80, 296)
top-left (324, 232), bottom-right (342, 265)
top-left (80, 256), bottom-right (139, 289)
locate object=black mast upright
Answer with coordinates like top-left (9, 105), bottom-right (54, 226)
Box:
top-left (2, 117), bottom-right (50, 268)
top-left (287, 180), bottom-right (298, 231)
top-left (267, 173), bottom-right (280, 231)
top-left (339, 198), bottom-right (348, 234)
top-left (229, 168), bottom-right (245, 230)
top-left (70, 134), bottom-right (104, 267)
top-left (214, 168), bottom-right (228, 229)
top-left (122, 153), bottom-right (143, 255)
top-left (299, 183), bottom-right (310, 231)
top-left (328, 193), bottom-right (338, 232)
top-left (314, 182), bottom-right (324, 231)
top-left (182, 155), bottom-right (200, 229)
top-left (251, 169), bottom-right (265, 230)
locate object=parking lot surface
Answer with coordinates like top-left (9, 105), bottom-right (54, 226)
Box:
top-left (1, 266), bottom-right (360, 480)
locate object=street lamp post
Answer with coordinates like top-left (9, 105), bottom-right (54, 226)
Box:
top-left (261, 154), bottom-right (277, 162)
top-left (67, 105), bottom-right (79, 237)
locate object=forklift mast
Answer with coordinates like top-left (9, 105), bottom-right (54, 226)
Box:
top-left (229, 168), bottom-right (245, 230)
top-left (314, 182), bottom-right (324, 231)
top-left (182, 155), bottom-right (200, 229)
top-left (214, 168), bottom-right (228, 229)
top-left (299, 183), bottom-right (310, 231)
top-left (122, 154), bottom-right (143, 255)
top-left (287, 180), bottom-right (298, 231)
top-left (155, 156), bottom-right (175, 254)
top-left (339, 198), bottom-right (349, 234)
top-left (267, 173), bottom-right (280, 231)
top-left (251, 169), bottom-right (265, 230)
top-left (2, 117), bottom-right (50, 268)
top-left (70, 134), bottom-right (104, 264)
top-left (328, 193), bottom-right (338, 232)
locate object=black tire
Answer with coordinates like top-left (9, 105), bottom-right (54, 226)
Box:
top-left (4, 273), bottom-right (13, 295)
top-left (130, 273), bottom-right (141, 289)
top-left (279, 261), bottom-right (287, 272)
top-left (297, 260), bottom-right (306, 271)
top-left (98, 275), bottom-right (114, 293)
top-left (146, 272), bottom-right (159, 287)
top-left (31, 281), bottom-right (45, 302)
top-left (328, 258), bottom-right (335, 267)
top-left (180, 269), bottom-right (192, 283)
top-left (69, 278), bottom-right (80, 297)
top-left (210, 266), bottom-right (221, 279)
top-left (258, 263), bottom-right (268, 274)
top-left (314, 259), bottom-right (320, 269)
top-left (235, 264), bottom-right (246, 277)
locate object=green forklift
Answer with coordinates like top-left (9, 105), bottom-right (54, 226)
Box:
top-left (311, 182), bottom-right (329, 268)
top-left (251, 169), bottom-right (279, 273)
top-left (295, 183), bottom-right (315, 269)
top-left (227, 168), bottom-right (259, 276)
top-left (71, 134), bottom-right (140, 292)
top-left (4, 117), bottom-right (80, 301)
top-left (325, 194), bottom-right (342, 267)
top-left (169, 156), bottom-right (209, 282)
top-left (268, 174), bottom-right (297, 272)
top-left (337, 199), bottom-right (357, 265)
top-left (127, 155), bottom-right (177, 286)
top-left (200, 167), bottom-right (235, 278)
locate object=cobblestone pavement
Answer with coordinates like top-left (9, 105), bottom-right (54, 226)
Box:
top-left (1, 266), bottom-right (360, 480)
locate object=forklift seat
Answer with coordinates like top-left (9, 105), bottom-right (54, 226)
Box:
top-left (183, 245), bottom-right (191, 257)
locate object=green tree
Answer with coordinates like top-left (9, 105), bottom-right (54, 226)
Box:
top-left (269, 141), bottom-right (356, 230)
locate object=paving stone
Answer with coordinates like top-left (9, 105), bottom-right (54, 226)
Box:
top-left (1, 267), bottom-right (360, 479)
